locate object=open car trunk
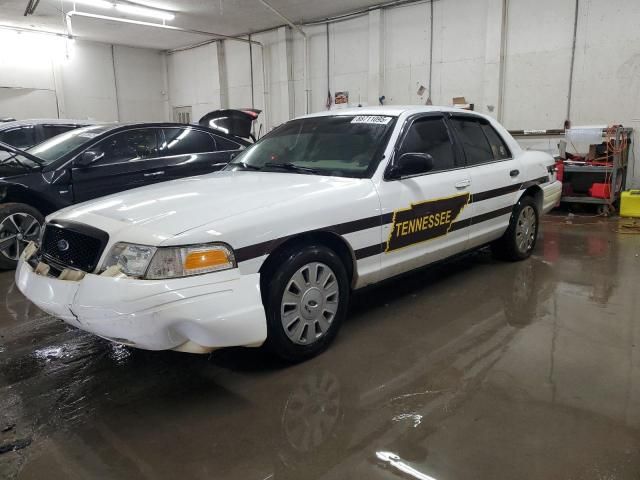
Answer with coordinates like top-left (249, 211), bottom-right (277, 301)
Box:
top-left (198, 109), bottom-right (261, 141)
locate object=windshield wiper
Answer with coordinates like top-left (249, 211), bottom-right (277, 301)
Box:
top-left (263, 162), bottom-right (320, 175)
top-left (235, 161), bottom-right (261, 171)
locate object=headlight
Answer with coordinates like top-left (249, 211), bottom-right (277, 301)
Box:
top-left (102, 243), bottom-right (157, 277)
top-left (102, 242), bottom-right (236, 279)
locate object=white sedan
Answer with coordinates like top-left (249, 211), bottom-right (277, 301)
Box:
top-left (16, 106), bottom-right (561, 361)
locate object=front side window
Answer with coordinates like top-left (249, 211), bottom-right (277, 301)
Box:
top-left (225, 115), bottom-right (396, 178)
top-left (92, 129), bottom-right (158, 166)
top-left (399, 116), bottom-right (458, 172)
top-left (450, 117), bottom-right (495, 166)
top-left (0, 126), bottom-right (36, 149)
top-left (161, 128), bottom-right (216, 155)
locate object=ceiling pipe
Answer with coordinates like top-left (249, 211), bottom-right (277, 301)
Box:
top-left (257, 0), bottom-right (310, 115)
top-left (0, 23), bottom-right (70, 38)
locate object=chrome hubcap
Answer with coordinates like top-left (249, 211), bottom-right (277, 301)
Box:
top-left (0, 213), bottom-right (41, 261)
top-left (281, 262), bottom-right (339, 345)
top-left (515, 206), bottom-right (537, 254)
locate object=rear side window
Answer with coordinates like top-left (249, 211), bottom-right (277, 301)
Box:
top-left (399, 116), bottom-right (458, 172)
top-left (213, 135), bottom-right (241, 151)
top-left (92, 128), bottom-right (158, 165)
top-left (42, 125), bottom-right (76, 140)
top-left (481, 123), bottom-right (511, 159)
top-left (0, 126), bottom-right (36, 149)
top-left (450, 117), bottom-right (511, 165)
top-left (161, 128), bottom-right (216, 155)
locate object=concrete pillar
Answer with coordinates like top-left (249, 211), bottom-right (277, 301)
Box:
top-left (276, 26), bottom-right (295, 121)
top-left (217, 41), bottom-right (229, 109)
top-left (481, 0), bottom-right (506, 119)
top-left (368, 9), bottom-right (384, 107)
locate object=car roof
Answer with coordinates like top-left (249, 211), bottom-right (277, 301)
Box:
top-left (0, 119), bottom-right (97, 130)
top-left (299, 105), bottom-right (487, 119)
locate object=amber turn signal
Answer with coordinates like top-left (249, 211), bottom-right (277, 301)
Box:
top-left (184, 249), bottom-right (231, 270)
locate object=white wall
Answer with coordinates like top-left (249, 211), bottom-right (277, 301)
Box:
top-left (0, 31), bottom-right (168, 122)
top-left (165, 0), bottom-right (640, 186)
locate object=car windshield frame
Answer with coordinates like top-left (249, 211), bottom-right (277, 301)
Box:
top-left (27, 124), bottom-right (115, 166)
top-left (224, 114), bottom-right (397, 179)
top-left (0, 142), bottom-right (43, 170)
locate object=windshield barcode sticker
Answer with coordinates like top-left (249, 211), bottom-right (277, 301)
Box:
top-left (351, 116), bottom-right (393, 125)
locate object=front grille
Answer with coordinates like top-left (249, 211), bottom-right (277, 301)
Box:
top-left (40, 222), bottom-right (109, 273)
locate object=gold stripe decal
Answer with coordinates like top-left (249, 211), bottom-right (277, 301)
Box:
top-left (385, 193), bottom-right (471, 253)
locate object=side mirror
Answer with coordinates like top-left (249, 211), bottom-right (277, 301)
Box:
top-left (388, 152), bottom-right (434, 179)
top-left (76, 150), bottom-right (103, 167)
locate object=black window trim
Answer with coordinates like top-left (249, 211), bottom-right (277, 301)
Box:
top-left (447, 113), bottom-right (513, 167)
top-left (384, 112), bottom-right (464, 181)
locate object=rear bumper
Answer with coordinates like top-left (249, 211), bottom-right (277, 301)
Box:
top-left (15, 259), bottom-right (268, 353)
top-left (541, 180), bottom-right (562, 213)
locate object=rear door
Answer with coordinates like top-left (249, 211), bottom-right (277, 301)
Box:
top-left (448, 114), bottom-right (523, 249)
top-left (158, 127), bottom-right (242, 180)
top-left (72, 128), bottom-right (161, 202)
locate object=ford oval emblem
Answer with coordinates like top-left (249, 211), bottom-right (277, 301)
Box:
top-left (57, 239), bottom-right (70, 252)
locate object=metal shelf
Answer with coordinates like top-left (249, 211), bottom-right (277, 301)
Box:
top-left (561, 196), bottom-right (609, 204)
top-left (563, 165), bottom-right (615, 173)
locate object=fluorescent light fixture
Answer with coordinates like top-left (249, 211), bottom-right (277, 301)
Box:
top-left (71, 0), bottom-right (114, 9)
top-left (115, 3), bottom-right (174, 21)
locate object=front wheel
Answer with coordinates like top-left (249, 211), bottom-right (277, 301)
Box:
top-left (0, 203), bottom-right (44, 270)
top-left (264, 245), bottom-right (349, 362)
top-left (491, 196), bottom-right (539, 261)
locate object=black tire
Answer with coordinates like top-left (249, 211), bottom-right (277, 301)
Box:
top-left (491, 195), bottom-right (539, 262)
top-left (0, 203), bottom-right (44, 270)
top-left (263, 244), bottom-right (349, 362)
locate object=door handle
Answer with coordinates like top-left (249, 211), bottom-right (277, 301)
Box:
top-left (144, 171), bottom-right (165, 177)
top-left (454, 179), bottom-right (471, 189)
top-left (510, 169), bottom-right (520, 177)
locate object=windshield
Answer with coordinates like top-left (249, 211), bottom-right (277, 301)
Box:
top-left (225, 115), bottom-right (396, 178)
top-left (28, 124), bottom-right (114, 165)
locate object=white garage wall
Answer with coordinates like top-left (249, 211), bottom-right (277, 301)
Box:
top-left (0, 32), bottom-right (168, 122)
top-left (164, 0), bottom-right (640, 185)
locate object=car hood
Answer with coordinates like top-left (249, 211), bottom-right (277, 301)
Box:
top-left (52, 171), bottom-right (373, 244)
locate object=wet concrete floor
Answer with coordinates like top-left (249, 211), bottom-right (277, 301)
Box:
top-left (1, 214), bottom-right (639, 479)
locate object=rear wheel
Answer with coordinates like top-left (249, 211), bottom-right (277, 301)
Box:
top-left (0, 203), bottom-right (43, 270)
top-left (264, 244), bottom-right (349, 362)
top-left (491, 196), bottom-right (539, 261)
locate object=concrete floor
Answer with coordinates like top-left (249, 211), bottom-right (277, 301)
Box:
top-left (1, 214), bottom-right (639, 479)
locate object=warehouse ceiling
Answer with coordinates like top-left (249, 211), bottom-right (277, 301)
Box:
top-left (1, 0), bottom-right (387, 50)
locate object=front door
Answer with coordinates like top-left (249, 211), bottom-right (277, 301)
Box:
top-left (376, 114), bottom-right (473, 280)
top-left (72, 128), bottom-right (161, 202)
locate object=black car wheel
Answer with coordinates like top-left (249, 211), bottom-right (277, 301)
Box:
top-left (264, 244), bottom-right (349, 362)
top-left (491, 196), bottom-right (539, 261)
top-left (0, 203), bottom-right (44, 270)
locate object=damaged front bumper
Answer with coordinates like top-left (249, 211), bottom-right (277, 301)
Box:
top-left (15, 250), bottom-right (268, 353)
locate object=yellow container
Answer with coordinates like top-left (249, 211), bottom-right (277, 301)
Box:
top-left (620, 190), bottom-right (640, 217)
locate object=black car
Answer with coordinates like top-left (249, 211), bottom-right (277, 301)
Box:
top-left (0, 119), bottom-right (93, 149)
top-left (0, 115), bottom-right (254, 269)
